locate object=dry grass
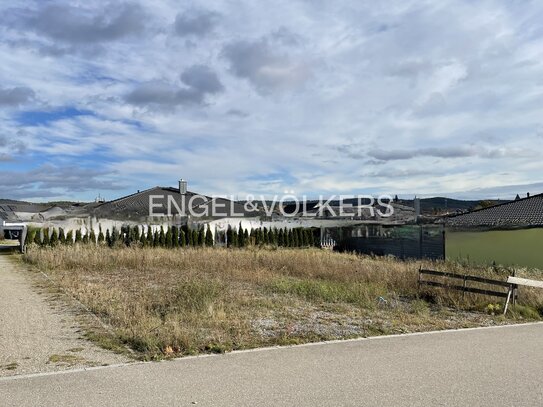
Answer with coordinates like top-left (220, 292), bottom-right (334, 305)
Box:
top-left (24, 245), bottom-right (543, 359)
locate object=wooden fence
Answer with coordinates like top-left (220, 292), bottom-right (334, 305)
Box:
top-left (418, 268), bottom-right (512, 299)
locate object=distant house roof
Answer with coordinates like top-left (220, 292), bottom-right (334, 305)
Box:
top-left (92, 186), bottom-right (258, 220)
top-left (444, 193), bottom-right (543, 228)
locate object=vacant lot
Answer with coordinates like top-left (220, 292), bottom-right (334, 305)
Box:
top-left (24, 246), bottom-right (543, 359)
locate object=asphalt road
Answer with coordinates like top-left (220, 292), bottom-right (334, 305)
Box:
top-left (1, 323), bottom-right (542, 407)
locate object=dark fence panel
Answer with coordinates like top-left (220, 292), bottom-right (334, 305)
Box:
top-left (341, 225), bottom-right (444, 260)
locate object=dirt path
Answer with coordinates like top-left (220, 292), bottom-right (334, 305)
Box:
top-left (0, 249), bottom-right (131, 377)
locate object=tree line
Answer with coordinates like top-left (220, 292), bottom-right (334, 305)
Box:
top-left (29, 223), bottom-right (320, 249)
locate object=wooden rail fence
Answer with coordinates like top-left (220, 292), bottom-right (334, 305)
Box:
top-left (418, 268), bottom-right (512, 299)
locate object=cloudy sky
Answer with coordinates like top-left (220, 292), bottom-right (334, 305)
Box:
top-left (1, 0), bottom-right (542, 202)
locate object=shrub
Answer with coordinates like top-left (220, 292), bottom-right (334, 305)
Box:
top-left (205, 225), bottom-right (213, 247)
top-left (98, 225), bottom-right (105, 244)
top-left (66, 230), bottom-right (74, 245)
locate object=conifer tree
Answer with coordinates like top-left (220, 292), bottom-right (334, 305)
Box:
top-left (132, 225), bottom-right (140, 243)
top-left (171, 226), bottom-right (179, 248)
top-left (231, 226), bottom-right (238, 247)
top-left (238, 223), bottom-right (245, 247)
top-left (153, 230), bottom-right (159, 247)
top-left (109, 227), bottom-right (118, 247)
top-left (34, 229), bottom-right (42, 245)
top-left (287, 229), bottom-right (294, 247)
top-left (98, 225), bottom-right (105, 244)
top-left (74, 228), bottom-right (82, 244)
top-left (50, 228), bottom-right (58, 246)
top-left (42, 228), bottom-right (50, 246)
top-left (189, 230), bottom-right (197, 247)
top-left (165, 226), bottom-right (173, 248)
top-left (197, 228), bottom-right (205, 247)
top-left (205, 225), bottom-right (213, 247)
top-left (179, 229), bottom-right (186, 247)
top-left (243, 229), bottom-right (249, 246)
top-left (226, 225), bottom-right (233, 248)
top-left (140, 228), bottom-right (147, 246)
top-left (159, 226), bottom-right (165, 247)
top-left (187, 227), bottom-right (193, 246)
top-left (278, 228), bottom-right (284, 247)
top-left (146, 226), bottom-right (153, 246)
top-left (272, 228), bottom-right (279, 246)
top-left (58, 228), bottom-right (66, 244)
top-left (66, 230), bottom-right (74, 245)
top-left (82, 230), bottom-right (89, 244)
top-left (262, 227), bottom-right (268, 244)
top-left (89, 228), bottom-right (96, 245)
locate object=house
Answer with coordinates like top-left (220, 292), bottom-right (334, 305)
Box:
top-left (443, 193), bottom-right (543, 269)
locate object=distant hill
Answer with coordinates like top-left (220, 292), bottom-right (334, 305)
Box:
top-left (397, 197), bottom-right (508, 215)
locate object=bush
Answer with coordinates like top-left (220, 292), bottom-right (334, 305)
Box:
top-left (205, 225), bottom-right (213, 247)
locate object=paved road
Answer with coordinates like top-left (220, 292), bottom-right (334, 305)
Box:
top-left (1, 323), bottom-right (542, 407)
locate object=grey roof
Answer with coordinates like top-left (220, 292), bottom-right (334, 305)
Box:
top-left (92, 187), bottom-right (258, 220)
top-left (444, 193), bottom-right (543, 228)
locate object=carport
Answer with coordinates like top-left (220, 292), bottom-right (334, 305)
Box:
top-left (1, 221), bottom-right (28, 253)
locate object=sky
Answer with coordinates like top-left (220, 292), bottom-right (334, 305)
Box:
top-left (1, 0), bottom-right (542, 202)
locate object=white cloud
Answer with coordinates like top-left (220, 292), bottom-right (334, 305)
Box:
top-left (1, 0), bottom-right (542, 201)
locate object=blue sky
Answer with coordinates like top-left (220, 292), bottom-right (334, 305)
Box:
top-left (1, 0), bottom-right (542, 202)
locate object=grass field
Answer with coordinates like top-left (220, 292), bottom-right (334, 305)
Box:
top-left (23, 245), bottom-right (543, 360)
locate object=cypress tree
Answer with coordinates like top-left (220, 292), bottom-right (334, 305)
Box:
top-left (66, 230), bottom-right (74, 245)
top-left (50, 228), bottom-right (58, 246)
top-left (205, 225), bottom-right (213, 247)
top-left (110, 227), bottom-right (118, 247)
top-left (226, 225), bottom-right (233, 248)
top-left (197, 228), bottom-right (205, 247)
top-left (165, 227), bottom-right (173, 248)
top-left (287, 229), bottom-right (293, 247)
top-left (146, 226), bottom-right (154, 246)
top-left (294, 229), bottom-right (300, 247)
top-left (159, 226), bottom-right (165, 247)
top-left (171, 226), bottom-right (179, 248)
top-left (190, 230), bottom-right (198, 247)
top-left (42, 228), bottom-right (50, 246)
top-left (306, 229), bottom-right (314, 247)
top-left (238, 225), bottom-right (245, 247)
top-left (153, 230), bottom-right (159, 247)
top-left (74, 228), bottom-right (82, 244)
top-left (186, 227), bottom-right (193, 246)
top-left (278, 229), bottom-right (284, 247)
top-left (34, 229), bottom-right (42, 245)
top-left (89, 228), bottom-right (96, 245)
top-left (98, 225), bottom-right (105, 244)
top-left (243, 229), bottom-right (249, 247)
top-left (58, 228), bottom-right (66, 244)
top-left (82, 230), bottom-right (89, 244)
top-left (272, 228), bottom-right (278, 246)
top-left (140, 228), bottom-right (147, 246)
top-left (133, 225), bottom-right (140, 243)
top-left (179, 229), bottom-right (186, 247)
top-left (231, 227), bottom-right (238, 248)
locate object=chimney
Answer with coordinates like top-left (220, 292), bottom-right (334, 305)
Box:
top-left (414, 197), bottom-right (421, 220)
top-left (527, 192), bottom-right (530, 198)
top-left (178, 179), bottom-right (187, 194)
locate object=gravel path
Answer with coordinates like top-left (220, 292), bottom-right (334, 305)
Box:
top-left (0, 249), bottom-right (131, 377)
